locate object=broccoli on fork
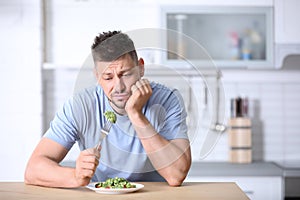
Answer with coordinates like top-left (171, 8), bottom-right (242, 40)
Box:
top-left (104, 111), bottom-right (117, 123)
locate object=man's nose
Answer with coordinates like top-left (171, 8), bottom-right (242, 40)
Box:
top-left (114, 76), bottom-right (126, 93)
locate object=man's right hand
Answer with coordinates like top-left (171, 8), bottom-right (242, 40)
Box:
top-left (75, 148), bottom-right (100, 186)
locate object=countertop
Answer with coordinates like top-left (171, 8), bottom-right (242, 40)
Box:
top-left (275, 161), bottom-right (300, 177)
top-left (62, 161), bottom-right (290, 177)
top-left (0, 182), bottom-right (249, 200)
top-left (187, 162), bottom-right (284, 177)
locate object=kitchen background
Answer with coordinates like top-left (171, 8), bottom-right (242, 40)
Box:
top-left (1, 0), bottom-right (300, 199)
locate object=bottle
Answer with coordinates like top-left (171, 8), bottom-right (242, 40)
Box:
top-left (250, 21), bottom-right (264, 60)
top-left (229, 31), bottom-right (240, 60)
top-left (241, 29), bottom-right (252, 60)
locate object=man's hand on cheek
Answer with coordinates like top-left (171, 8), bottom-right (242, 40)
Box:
top-left (125, 79), bottom-right (152, 116)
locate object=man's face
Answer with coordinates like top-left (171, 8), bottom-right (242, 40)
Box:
top-left (95, 54), bottom-right (144, 114)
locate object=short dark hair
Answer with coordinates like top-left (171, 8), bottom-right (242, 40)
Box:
top-left (91, 31), bottom-right (138, 64)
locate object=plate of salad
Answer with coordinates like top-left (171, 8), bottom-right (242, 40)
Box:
top-left (86, 177), bottom-right (144, 194)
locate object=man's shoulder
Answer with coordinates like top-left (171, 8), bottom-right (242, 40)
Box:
top-left (68, 85), bottom-right (103, 109)
top-left (150, 81), bottom-right (181, 98)
top-left (149, 82), bottom-right (184, 107)
top-left (73, 85), bottom-right (102, 100)
top-left (151, 81), bottom-right (173, 93)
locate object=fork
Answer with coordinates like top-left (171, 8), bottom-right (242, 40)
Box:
top-left (96, 121), bottom-right (113, 151)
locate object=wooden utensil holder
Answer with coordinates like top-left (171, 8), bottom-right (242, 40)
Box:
top-left (228, 117), bottom-right (252, 163)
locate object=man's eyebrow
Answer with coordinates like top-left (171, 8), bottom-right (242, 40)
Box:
top-left (102, 70), bottom-right (113, 75)
top-left (120, 67), bottom-right (133, 72)
top-left (101, 66), bottom-right (136, 75)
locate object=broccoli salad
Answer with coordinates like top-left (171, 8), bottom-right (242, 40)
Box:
top-left (95, 177), bottom-right (136, 189)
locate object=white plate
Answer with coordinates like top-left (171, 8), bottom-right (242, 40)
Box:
top-left (86, 182), bottom-right (144, 194)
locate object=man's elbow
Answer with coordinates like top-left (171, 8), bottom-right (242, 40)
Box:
top-left (166, 178), bottom-right (184, 187)
top-left (24, 164), bottom-right (35, 185)
top-left (166, 169), bottom-right (190, 187)
top-left (24, 159), bottom-right (41, 185)
top-left (24, 172), bottom-right (32, 185)
top-left (166, 168), bottom-right (191, 187)
top-left (167, 160), bottom-right (191, 186)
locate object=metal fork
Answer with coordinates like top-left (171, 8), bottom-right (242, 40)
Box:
top-left (96, 121), bottom-right (113, 151)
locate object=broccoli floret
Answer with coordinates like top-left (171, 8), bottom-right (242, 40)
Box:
top-left (104, 111), bottom-right (117, 123)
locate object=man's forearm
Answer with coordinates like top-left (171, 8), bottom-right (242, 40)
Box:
top-left (24, 156), bottom-right (79, 188)
top-left (131, 114), bottom-right (191, 186)
top-left (142, 134), bottom-right (191, 186)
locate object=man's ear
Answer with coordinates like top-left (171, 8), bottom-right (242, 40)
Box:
top-left (138, 58), bottom-right (145, 77)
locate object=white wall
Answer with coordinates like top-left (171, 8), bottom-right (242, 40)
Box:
top-left (0, 1), bottom-right (42, 180)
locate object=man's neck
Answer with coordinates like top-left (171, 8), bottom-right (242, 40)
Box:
top-left (109, 101), bottom-right (127, 116)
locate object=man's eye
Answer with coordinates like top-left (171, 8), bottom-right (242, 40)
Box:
top-left (123, 73), bottom-right (132, 77)
top-left (103, 77), bottom-right (112, 80)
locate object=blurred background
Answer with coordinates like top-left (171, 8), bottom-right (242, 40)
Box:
top-left (1, 0), bottom-right (300, 199)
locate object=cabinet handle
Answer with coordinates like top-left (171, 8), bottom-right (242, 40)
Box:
top-left (243, 190), bottom-right (254, 195)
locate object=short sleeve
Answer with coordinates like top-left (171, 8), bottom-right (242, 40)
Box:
top-left (44, 98), bottom-right (79, 150)
top-left (147, 85), bottom-right (188, 141)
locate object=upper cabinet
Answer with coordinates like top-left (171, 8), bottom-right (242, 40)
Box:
top-left (43, 0), bottom-right (299, 69)
top-left (275, 0), bottom-right (300, 44)
top-left (161, 6), bottom-right (274, 69)
top-left (274, 0), bottom-right (300, 68)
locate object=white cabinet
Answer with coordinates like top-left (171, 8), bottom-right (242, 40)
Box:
top-left (185, 176), bottom-right (284, 200)
top-left (274, 0), bottom-right (300, 68)
top-left (159, 0), bottom-right (273, 7)
top-left (160, 6), bottom-right (274, 69)
top-left (275, 0), bottom-right (300, 44)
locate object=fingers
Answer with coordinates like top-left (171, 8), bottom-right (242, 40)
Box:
top-left (75, 148), bottom-right (100, 181)
top-left (86, 147), bottom-right (101, 159)
top-left (131, 78), bottom-right (151, 95)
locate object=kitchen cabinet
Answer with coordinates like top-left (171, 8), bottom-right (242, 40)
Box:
top-left (186, 176), bottom-right (283, 200)
top-left (186, 162), bottom-right (284, 200)
top-left (275, 0), bottom-right (300, 44)
top-left (160, 6), bottom-right (274, 69)
top-left (274, 0), bottom-right (300, 68)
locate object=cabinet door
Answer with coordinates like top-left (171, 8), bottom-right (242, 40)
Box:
top-left (161, 6), bottom-right (274, 69)
top-left (185, 176), bottom-right (284, 200)
top-left (275, 0), bottom-right (300, 43)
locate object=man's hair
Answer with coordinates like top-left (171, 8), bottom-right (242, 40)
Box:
top-left (91, 31), bottom-right (138, 64)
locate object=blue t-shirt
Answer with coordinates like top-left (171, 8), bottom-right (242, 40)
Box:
top-left (44, 82), bottom-right (188, 182)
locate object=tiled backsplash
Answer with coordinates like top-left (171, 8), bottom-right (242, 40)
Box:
top-left (43, 68), bottom-right (300, 163)
top-left (222, 70), bottom-right (300, 163)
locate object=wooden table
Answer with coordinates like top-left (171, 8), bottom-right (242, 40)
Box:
top-left (0, 182), bottom-right (249, 200)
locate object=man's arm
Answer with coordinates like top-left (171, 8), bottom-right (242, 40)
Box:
top-left (130, 114), bottom-right (191, 186)
top-left (125, 79), bottom-right (191, 186)
top-left (24, 138), bottom-right (99, 188)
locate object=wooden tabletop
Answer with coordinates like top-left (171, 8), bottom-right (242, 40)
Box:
top-left (0, 182), bottom-right (249, 200)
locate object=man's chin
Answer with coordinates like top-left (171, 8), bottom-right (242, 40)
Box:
top-left (110, 100), bottom-right (127, 110)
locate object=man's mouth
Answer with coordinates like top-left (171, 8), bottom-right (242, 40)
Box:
top-left (112, 93), bottom-right (130, 101)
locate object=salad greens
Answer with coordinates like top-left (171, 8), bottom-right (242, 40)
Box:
top-left (104, 111), bottom-right (117, 123)
top-left (95, 177), bottom-right (136, 189)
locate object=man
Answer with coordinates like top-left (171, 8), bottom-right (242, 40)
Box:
top-left (25, 31), bottom-right (191, 188)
